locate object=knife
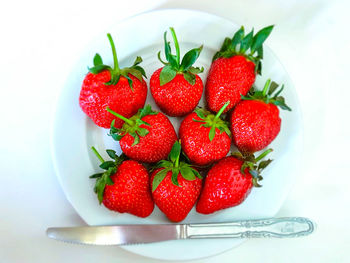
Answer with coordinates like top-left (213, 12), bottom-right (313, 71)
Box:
top-left (46, 217), bottom-right (315, 245)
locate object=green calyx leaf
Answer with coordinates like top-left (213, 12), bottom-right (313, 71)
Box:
top-left (180, 165), bottom-right (200, 181)
top-left (169, 141), bottom-right (182, 163)
top-left (89, 146), bottom-right (126, 203)
top-left (99, 161), bottom-right (115, 170)
top-left (232, 148), bottom-right (273, 187)
top-left (193, 101), bottom-right (231, 141)
top-left (94, 167), bottom-right (115, 203)
top-left (152, 168), bottom-right (169, 192)
top-left (88, 53), bottom-right (112, 74)
top-left (88, 33), bottom-right (146, 90)
top-left (240, 29), bottom-right (254, 53)
top-left (93, 53), bottom-right (103, 65)
top-left (183, 72), bottom-right (197, 86)
top-left (158, 27), bottom-right (204, 86)
top-left (151, 141), bottom-right (202, 192)
top-left (212, 25), bottom-right (274, 74)
top-left (241, 79), bottom-right (292, 111)
top-left (107, 105), bottom-right (157, 146)
top-left (159, 65), bottom-right (177, 86)
top-left (180, 45), bottom-right (203, 72)
top-left (139, 104), bottom-right (158, 118)
top-left (106, 149), bottom-right (117, 160)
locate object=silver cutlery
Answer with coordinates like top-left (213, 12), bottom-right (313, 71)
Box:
top-left (47, 217), bottom-right (315, 246)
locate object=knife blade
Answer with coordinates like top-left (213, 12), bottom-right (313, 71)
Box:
top-left (46, 217), bottom-right (315, 245)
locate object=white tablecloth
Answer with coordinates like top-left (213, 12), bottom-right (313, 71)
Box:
top-left (1, 0), bottom-right (349, 262)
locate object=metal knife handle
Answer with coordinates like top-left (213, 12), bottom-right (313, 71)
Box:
top-left (185, 217), bottom-right (315, 239)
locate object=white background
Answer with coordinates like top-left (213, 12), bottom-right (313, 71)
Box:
top-left (1, 0), bottom-right (349, 262)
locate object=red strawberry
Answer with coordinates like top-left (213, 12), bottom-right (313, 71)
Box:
top-left (108, 105), bottom-right (177, 163)
top-left (150, 27), bottom-right (204, 116)
top-left (179, 102), bottom-right (231, 166)
top-left (231, 79), bottom-right (291, 153)
top-left (151, 141), bottom-right (202, 222)
top-left (90, 147), bottom-right (154, 218)
top-left (205, 25), bottom-right (274, 113)
top-left (79, 33), bottom-right (147, 128)
top-left (196, 150), bottom-right (273, 214)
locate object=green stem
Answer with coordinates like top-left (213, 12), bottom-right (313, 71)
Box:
top-left (262, 79), bottom-right (271, 96)
top-left (91, 146), bottom-right (105, 163)
top-left (175, 153), bottom-right (180, 168)
top-left (106, 107), bottom-right (133, 125)
top-left (214, 101), bottom-right (230, 120)
top-left (107, 33), bottom-right (120, 73)
top-left (170, 27), bottom-right (180, 66)
top-left (255, 148), bottom-right (273, 162)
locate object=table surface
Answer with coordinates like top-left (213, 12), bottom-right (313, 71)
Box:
top-left (1, 0), bottom-right (349, 262)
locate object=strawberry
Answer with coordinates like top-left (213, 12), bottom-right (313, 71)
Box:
top-left (179, 101), bottom-right (231, 166)
top-left (151, 141), bottom-right (202, 222)
top-left (196, 150), bottom-right (273, 214)
top-left (205, 25), bottom-right (274, 113)
top-left (231, 79), bottom-right (291, 153)
top-left (150, 27), bottom-right (204, 116)
top-left (89, 147), bottom-right (154, 218)
top-left (79, 33), bottom-right (147, 128)
top-left (107, 105), bottom-right (177, 163)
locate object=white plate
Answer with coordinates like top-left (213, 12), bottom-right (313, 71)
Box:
top-left (51, 9), bottom-right (303, 261)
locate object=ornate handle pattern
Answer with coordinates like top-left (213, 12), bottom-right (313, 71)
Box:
top-left (186, 217), bottom-right (315, 239)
